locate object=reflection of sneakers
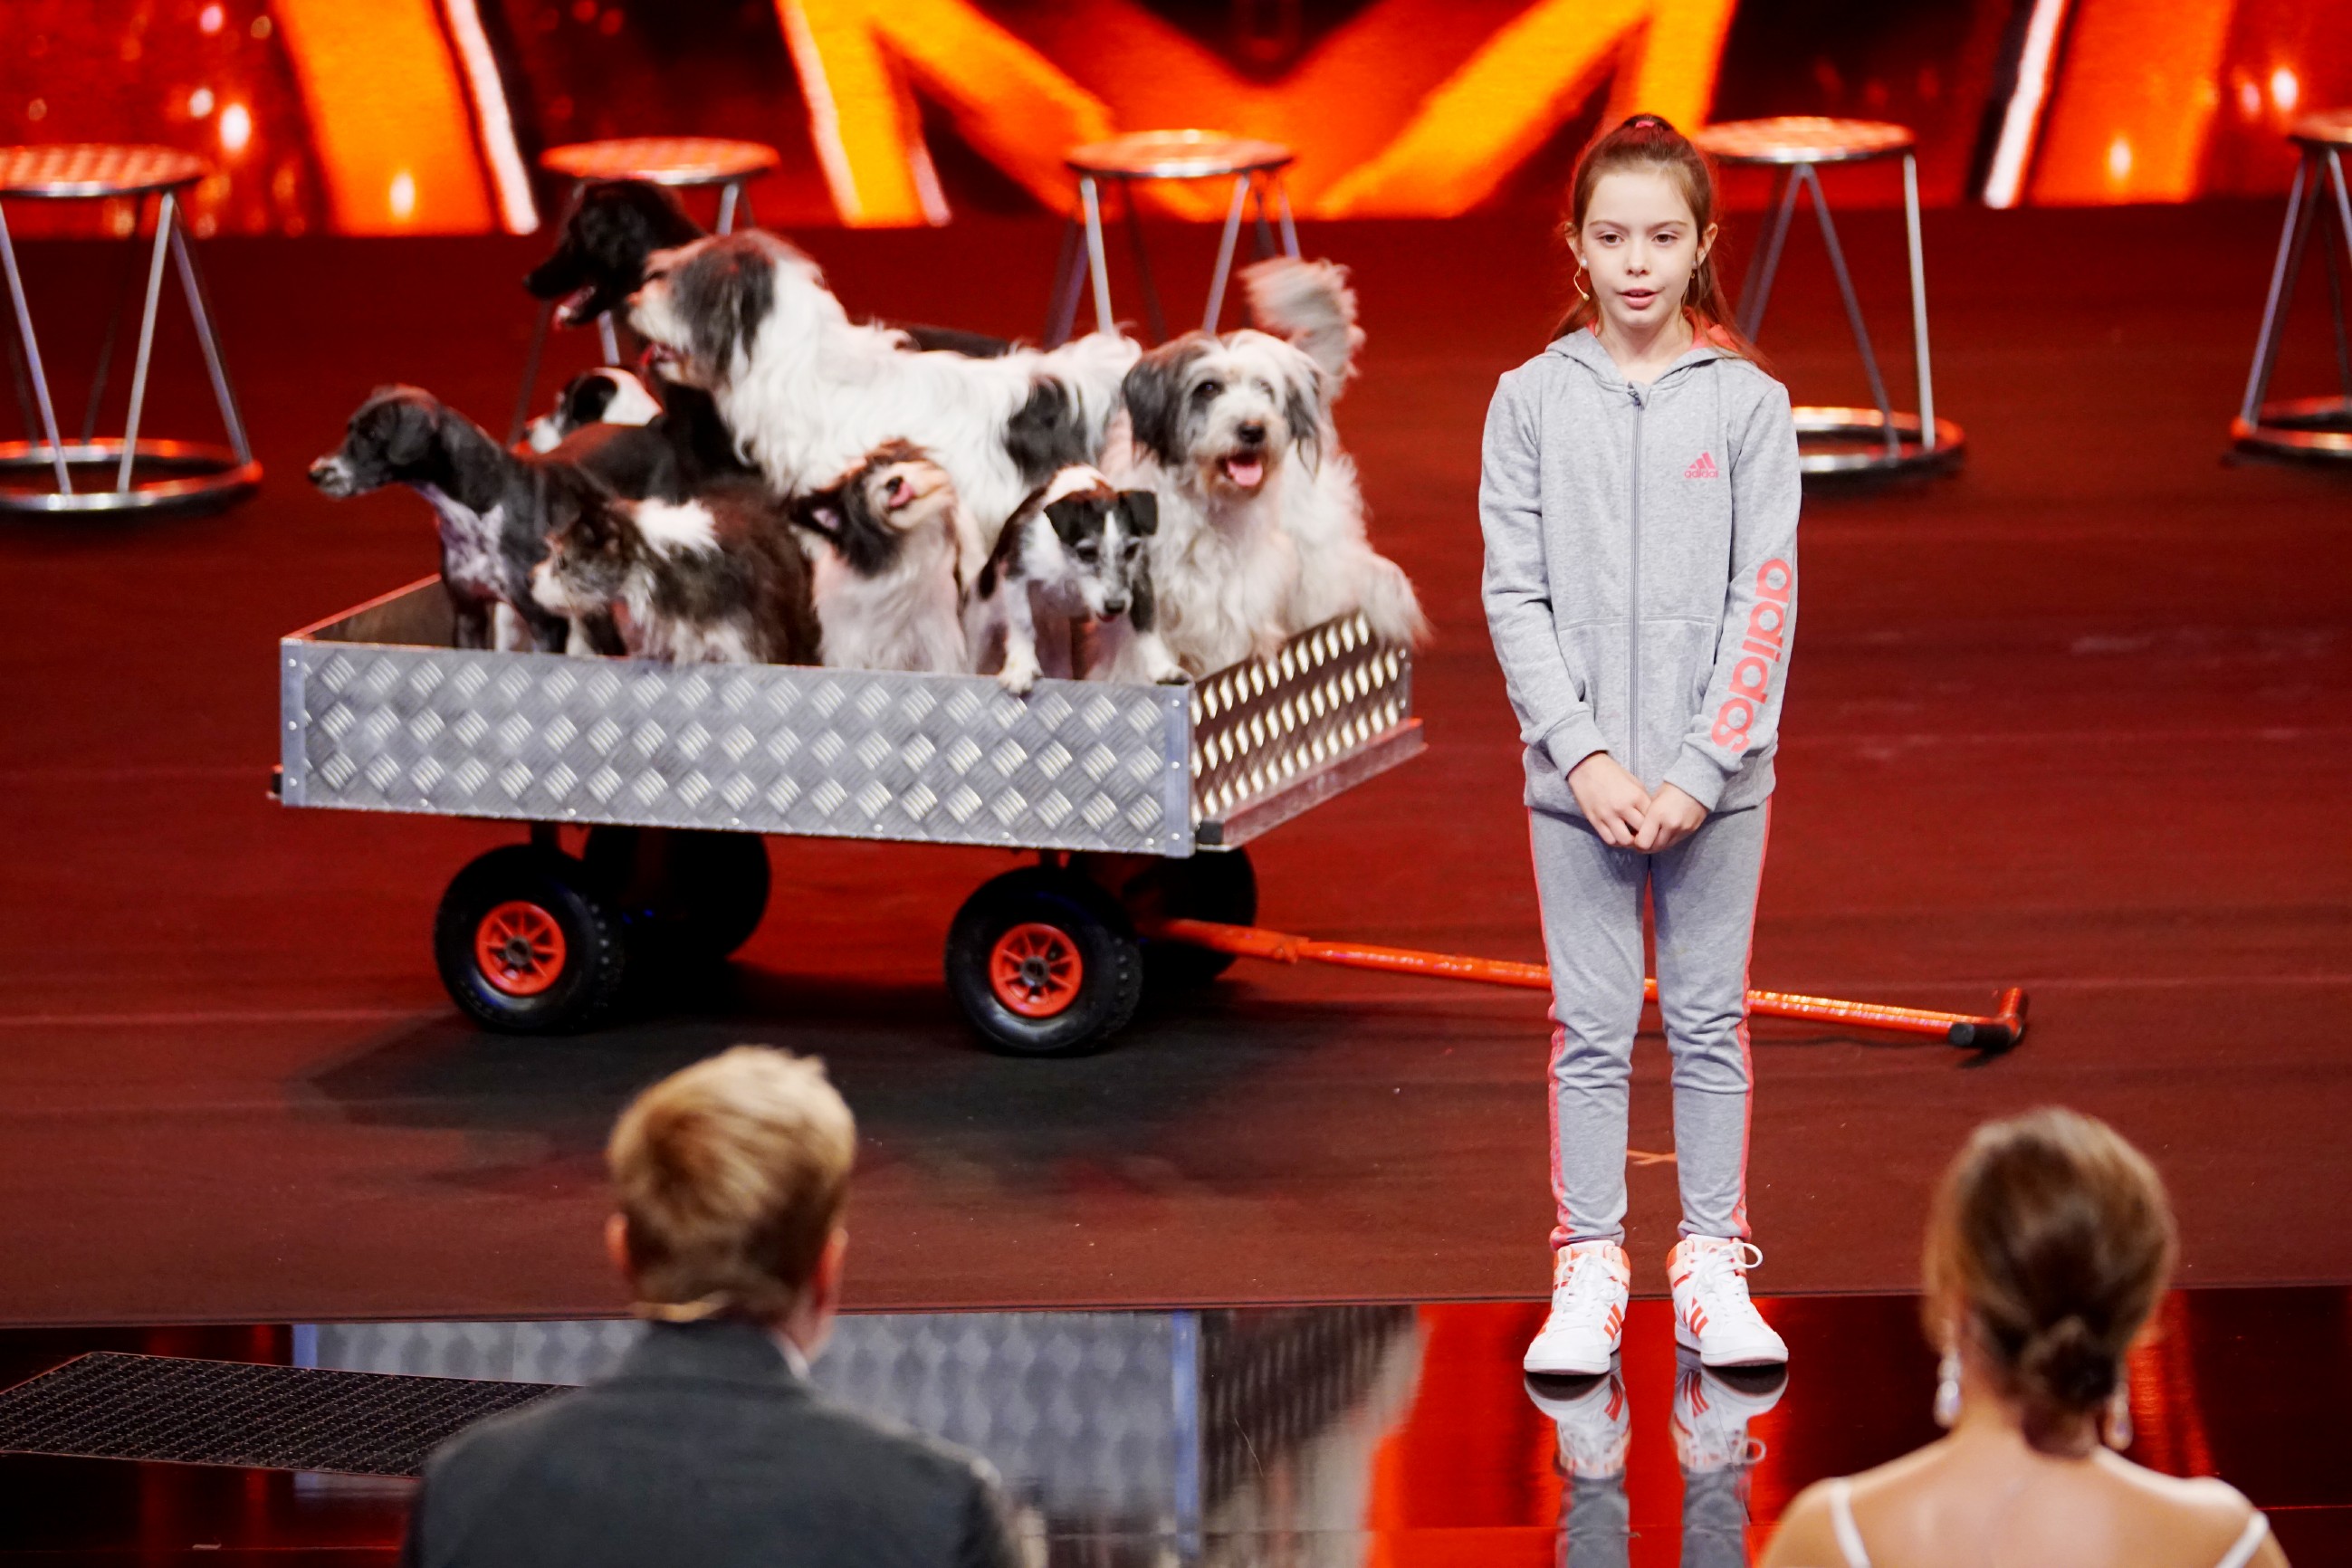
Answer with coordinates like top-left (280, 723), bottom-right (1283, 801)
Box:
top-left (1525, 1368), bottom-right (1630, 1479)
top-left (1671, 1346), bottom-right (1787, 1472)
top-left (1523, 1241), bottom-right (1631, 1376)
top-left (1667, 1236), bottom-right (1789, 1368)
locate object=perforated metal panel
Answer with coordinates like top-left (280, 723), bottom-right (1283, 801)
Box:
top-left (279, 581), bottom-right (1417, 856)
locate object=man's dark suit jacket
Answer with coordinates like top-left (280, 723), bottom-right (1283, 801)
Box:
top-left (401, 1319), bottom-right (1020, 1568)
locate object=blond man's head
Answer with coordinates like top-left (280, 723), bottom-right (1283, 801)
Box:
top-left (607, 1046), bottom-right (856, 1322)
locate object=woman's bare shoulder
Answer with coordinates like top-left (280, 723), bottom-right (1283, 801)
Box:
top-left (2096, 1454), bottom-right (2267, 1552)
top-left (1758, 1480), bottom-right (1847, 1568)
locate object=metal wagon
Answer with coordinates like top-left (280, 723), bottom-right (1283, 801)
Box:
top-left (276, 578), bottom-right (1423, 1054)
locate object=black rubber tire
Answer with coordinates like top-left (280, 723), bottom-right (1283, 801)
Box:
top-left (945, 868), bottom-right (1144, 1056)
top-left (434, 845), bottom-right (629, 1034)
top-left (1122, 848), bottom-right (1257, 990)
top-left (583, 827), bottom-right (770, 962)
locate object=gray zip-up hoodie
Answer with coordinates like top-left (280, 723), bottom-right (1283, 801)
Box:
top-left (1480, 329), bottom-right (1801, 820)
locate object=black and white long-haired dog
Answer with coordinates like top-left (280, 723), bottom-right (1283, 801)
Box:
top-left (310, 387), bottom-right (621, 655)
top-left (526, 179), bottom-right (1015, 356)
top-left (789, 442), bottom-right (978, 674)
top-left (1114, 258), bottom-right (1425, 674)
top-left (966, 465), bottom-right (1183, 693)
top-left (627, 230), bottom-right (1135, 544)
top-left (530, 479), bottom-right (819, 666)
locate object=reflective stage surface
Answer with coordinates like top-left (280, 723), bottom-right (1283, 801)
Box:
top-left (3, 1286), bottom-right (2346, 1564)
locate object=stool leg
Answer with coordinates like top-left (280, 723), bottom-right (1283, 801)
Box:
top-left (81, 206), bottom-right (151, 443)
top-left (1901, 152), bottom-right (1938, 453)
top-left (1120, 177), bottom-right (1167, 344)
top-left (1080, 176), bottom-right (1116, 338)
top-left (0, 200), bottom-right (72, 493)
top-left (2242, 156), bottom-right (2317, 426)
top-left (717, 178), bottom-right (741, 235)
top-left (512, 181), bottom-right (587, 444)
top-left (2328, 150), bottom-right (2352, 406)
top-left (117, 189), bottom-right (180, 493)
top-left (1799, 165), bottom-right (1897, 454)
top-left (169, 218), bottom-right (254, 466)
top-left (597, 311), bottom-right (621, 366)
top-left (1045, 215), bottom-right (1085, 347)
top-left (1275, 177), bottom-right (1300, 259)
top-left (1250, 175), bottom-right (1278, 260)
top-left (1203, 175), bottom-right (1249, 334)
top-left (1738, 167), bottom-right (1802, 342)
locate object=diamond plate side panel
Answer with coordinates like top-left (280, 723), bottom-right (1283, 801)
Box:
top-left (283, 614), bottom-right (1191, 856)
top-left (1188, 614), bottom-right (1414, 827)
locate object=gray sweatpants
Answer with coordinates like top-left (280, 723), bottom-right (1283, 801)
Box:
top-left (1531, 802), bottom-right (1768, 1248)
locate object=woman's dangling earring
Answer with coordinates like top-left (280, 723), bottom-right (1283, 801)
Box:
top-left (1934, 1348), bottom-right (1963, 1429)
top-left (2102, 1384), bottom-right (2133, 1450)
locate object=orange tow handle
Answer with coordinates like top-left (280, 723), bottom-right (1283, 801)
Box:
top-left (1148, 918), bottom-right (2028, 1049)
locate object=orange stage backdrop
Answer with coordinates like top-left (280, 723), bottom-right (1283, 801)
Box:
top-left (4, 0), bottom-right (2348, 235)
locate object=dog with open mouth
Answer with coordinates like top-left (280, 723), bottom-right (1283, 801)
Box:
top-left (530, 479), bottom-right (819, 666)
top-left (789, 442), bottom-right (979, 675)
top-left (965, 464), bottom-right (1184, 693)
top-left (1114, 259), bottom-right (1425, 674)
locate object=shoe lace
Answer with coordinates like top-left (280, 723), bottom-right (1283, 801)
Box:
top-left (1688, 1240), bottom-right (1765, 1315)
top-left (1552, 1248), bottom-right (1622, 1329)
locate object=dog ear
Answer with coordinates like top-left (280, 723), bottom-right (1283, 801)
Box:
top-left (676, 237), bottom-right (776, 378)
top-left (382, 395), bottom-right (442, 467)
top-left (1277, 346), bottom-right (1326, 476)
top-left (792, 494), bottom-right (844, 543)
top-left (1116, 490), bottom-right (1158, 537)
top-left (1044, 496), bottom-right (1104, 547)
top-left (1122, 338), bottom-right (1204, 465)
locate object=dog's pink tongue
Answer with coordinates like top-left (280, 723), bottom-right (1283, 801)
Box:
top-left (1226, 456), bottom-right (1265, 487)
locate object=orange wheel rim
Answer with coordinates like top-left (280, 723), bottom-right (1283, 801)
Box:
top-left (474, 901), bottom-right (568, 997)
top-left (990, 922), bottom-right (1084, 1018)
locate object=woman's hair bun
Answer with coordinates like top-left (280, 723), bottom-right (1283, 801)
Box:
top-left (2016, 1314), bottom-right (2118, 1410)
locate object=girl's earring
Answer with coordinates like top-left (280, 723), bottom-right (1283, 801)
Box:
top-left (2102, 1383), bottom-right (2133, 1450)
top-left (1572, 263), bottom-right (1591, 302)
top-left (1933, 1348), bottom-right (1962, 1429)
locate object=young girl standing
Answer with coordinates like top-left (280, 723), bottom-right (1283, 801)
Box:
top-left (1481, 115), bottom-right (1801, 1375)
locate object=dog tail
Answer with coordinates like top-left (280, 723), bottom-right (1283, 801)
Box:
top-left (1244, 258), bottom-right (1364, 395)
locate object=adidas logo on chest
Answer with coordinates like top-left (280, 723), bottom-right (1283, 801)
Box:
top-left (1682, 451), bottom-right (1719, 480)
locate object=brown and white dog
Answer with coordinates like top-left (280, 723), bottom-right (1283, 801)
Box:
top-left (530, 480), bottom-right (818, 665)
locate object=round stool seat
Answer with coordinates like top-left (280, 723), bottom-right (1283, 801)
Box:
top-left (0, 144), bottom-right (210, 199)
top-left (2289, 109), bottom-right (2352, 151)
top-left (1693, 119), bottom-right (1914, 167)
top-left (540, 138), bottom-right (779, 187)
top-left (1067, 130), bottom-right (1293, 180)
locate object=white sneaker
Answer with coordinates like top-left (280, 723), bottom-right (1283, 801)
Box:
top-left (1670, 1346), bottom-right (1787, 1472)
top-left (1524, 1367), bottom-right (1630, 1479)
top-left (1667, 1236), bottom-right (1789, 1368)
top-left (1523, 1241), bottom-right (1630, 1375)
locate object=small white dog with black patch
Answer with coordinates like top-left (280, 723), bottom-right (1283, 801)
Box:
top-left (965, 464), bottom-right (1184, 693)
top-left (1114, 259), bottom-right (1425, 674)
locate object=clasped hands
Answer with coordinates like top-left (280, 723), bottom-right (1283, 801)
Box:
top-left (1567, 751), bottom-right (1707, 852)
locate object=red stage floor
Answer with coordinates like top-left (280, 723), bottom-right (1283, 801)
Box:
top-left (0, 203), bottom-right (2347, 1323)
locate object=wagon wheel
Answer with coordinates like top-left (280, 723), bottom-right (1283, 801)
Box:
top-left (1117, 847), bottom-right (1257, 990)
top-left (944, 868), bottom-right (1143, 1056)
top-left (434, 845), bottom-right (628, 1034)
top-left (583, 827), bottom-right (771, 964)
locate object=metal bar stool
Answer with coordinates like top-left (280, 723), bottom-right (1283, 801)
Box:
top-left (2235, 110), bottom-right (2352, 462)
top-left (0, 144), bottom-right (259, 516)
top-left (1045, 131), bottom-right (1300, 348)
top-left (1691, 118), bottom-right (1962, 476)
top-left (508, 137), bottom-right (779, 445)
